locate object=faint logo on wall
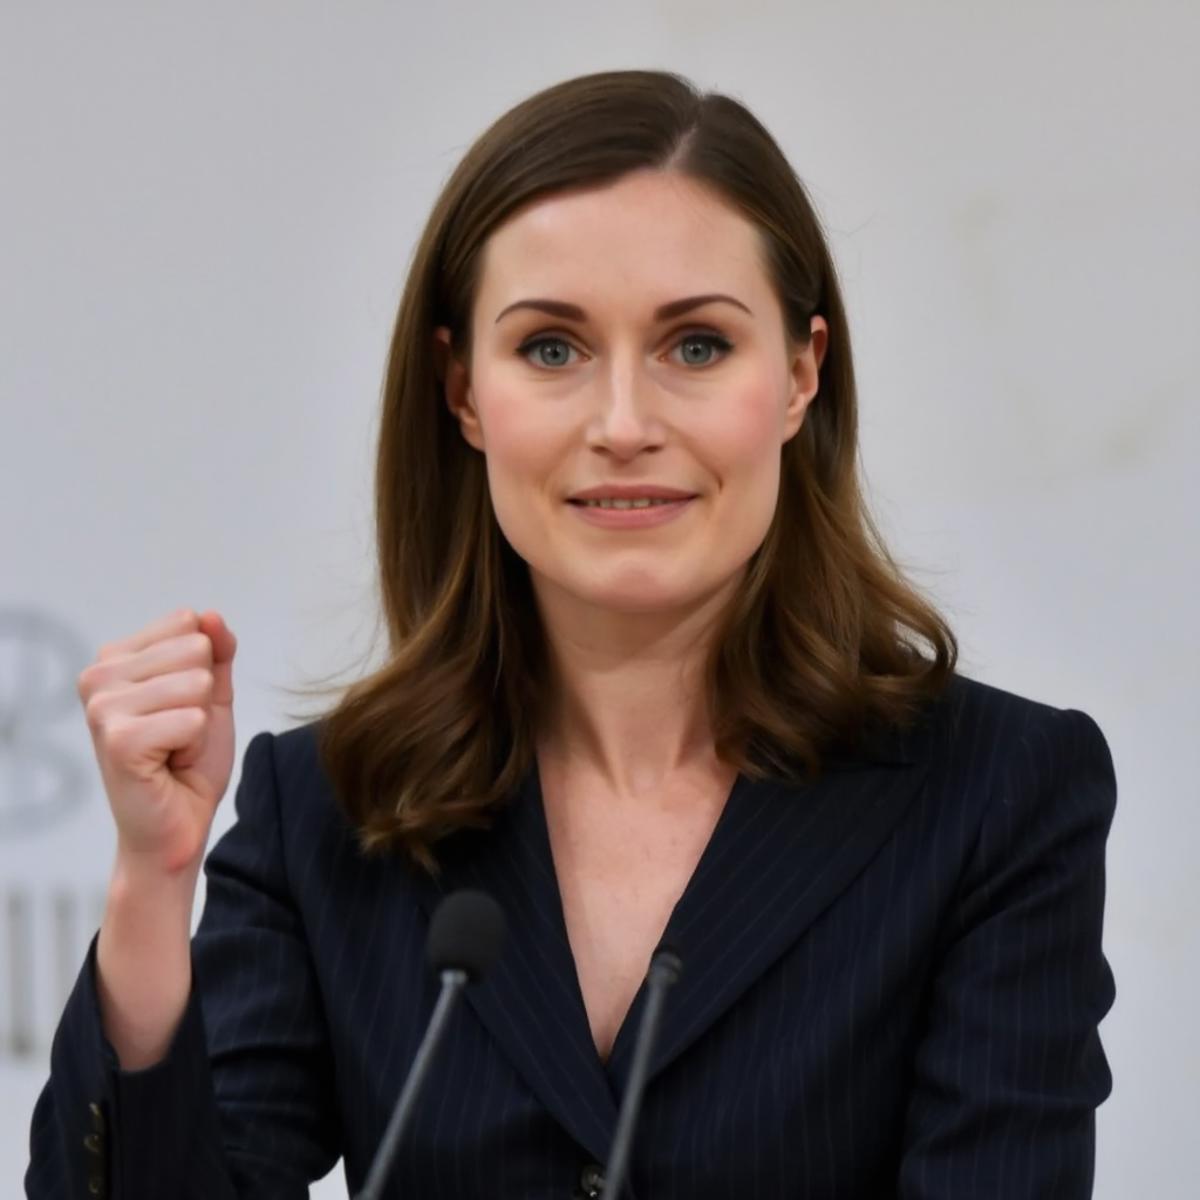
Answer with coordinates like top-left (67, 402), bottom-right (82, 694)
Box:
top-left (1, 606), bottom-right (100, 1064)
top-left (0, 606), bottom-right (90, 836)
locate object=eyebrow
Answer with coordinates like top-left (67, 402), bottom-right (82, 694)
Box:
top-left (494, 293), bottom-right (753, 325)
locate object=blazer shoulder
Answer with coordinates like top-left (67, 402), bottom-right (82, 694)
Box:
top-left (244, 717), bottom-right (360, 853)
top-left (932, 670), bottom-right (1115, 793)
top-left (266, 715), bottom-right (328, 785)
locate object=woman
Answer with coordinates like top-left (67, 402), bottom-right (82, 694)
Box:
top-left (25, 69), bottom-right (1117, 1198)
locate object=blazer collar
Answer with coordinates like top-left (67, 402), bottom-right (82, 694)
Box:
top-left (411, 705), bottom-right (938, 1167)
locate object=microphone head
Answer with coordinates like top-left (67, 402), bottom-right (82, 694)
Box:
top-left (650, 941), bottom-right (683, 985)
top-left (427, 889), bottom-right (507, 981)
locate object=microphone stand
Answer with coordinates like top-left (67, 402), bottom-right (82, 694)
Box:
top-left (356, 967), bottom-right (468, 1200)
top-left (601, 948), bottom-right (683, 1199)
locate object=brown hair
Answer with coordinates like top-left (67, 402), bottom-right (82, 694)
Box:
top-left (284, 68), bottom-right (958, 872)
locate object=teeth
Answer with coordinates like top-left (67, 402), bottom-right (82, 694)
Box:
top-left (579, 497), bottom-right (683, 509)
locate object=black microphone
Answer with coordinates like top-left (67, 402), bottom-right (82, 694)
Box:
top-left (600, 943), bottom-right (683, 1200)
top-left (356, 889), bottom-right (506, 1200)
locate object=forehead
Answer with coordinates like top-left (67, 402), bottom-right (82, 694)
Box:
top-left (476, 172), bottom-right (768, 311)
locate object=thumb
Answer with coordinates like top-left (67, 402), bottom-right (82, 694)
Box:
top-left (198, 610), bottom-right (237, 706)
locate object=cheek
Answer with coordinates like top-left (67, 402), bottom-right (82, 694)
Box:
top-left (470, 375), bottom-right (566, 534)
top-left (703, 376), bottom-right (787, 493)
top-left (473, 350), bottom-right (590, 451)
top-left (473, 368), bottom-right (548, 454)
top-left (691, 378), bottom-right (788, 560)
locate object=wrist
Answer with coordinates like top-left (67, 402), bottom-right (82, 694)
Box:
top-left (111, 842), bottom-right (204, 894)
top-left (105, 851), bottom-right (200, 946)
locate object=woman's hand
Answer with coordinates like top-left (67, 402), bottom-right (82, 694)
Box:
top-left (79, 606), bottom-right (237, 875)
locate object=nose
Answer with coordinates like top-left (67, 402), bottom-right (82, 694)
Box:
top-left (585, 355), bottom-right (666, 458)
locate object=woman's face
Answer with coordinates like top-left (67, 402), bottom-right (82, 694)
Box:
top-left (436, 169), bottom-right (827, 617)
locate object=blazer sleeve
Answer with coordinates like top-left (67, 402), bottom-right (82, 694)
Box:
top-left (25, 730), bottom-right (342, 1200)
top-left (897, 705), bottom-right (1118, 1198)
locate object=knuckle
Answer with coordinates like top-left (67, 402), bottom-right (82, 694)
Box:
top-left (188, 666), bottom-right (214, 694)
top-left (83, 681), bottom-right (126, 730)
top-left (104, 716), bottom-right (135, 756)
top-left (84, 694), bottom-right (105, 730)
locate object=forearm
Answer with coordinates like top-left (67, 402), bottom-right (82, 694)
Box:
top-left (96, 852), bottom-right (202, 1070)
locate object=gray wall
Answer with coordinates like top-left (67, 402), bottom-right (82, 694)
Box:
top-left (2, 2), bottom-right (1195, 1195)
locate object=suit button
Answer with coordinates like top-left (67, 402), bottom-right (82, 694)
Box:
top-left (83, 1132), bottom-right (102, 1154)
top-left (579, 1162), bottom-right (605, 1197)
top-left (87, 1172), bottom-right (105, 1195)
top-left (89, 1101), bottom-right (106, 1133)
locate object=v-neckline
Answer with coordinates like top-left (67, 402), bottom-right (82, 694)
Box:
top-left (527, 751), bottom-right (748, 1074)
top-left (407, 705), bottom-right (933, 1164)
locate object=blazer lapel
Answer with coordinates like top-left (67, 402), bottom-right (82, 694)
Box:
top-left (605, 709), bottom-right (938, 1093)
top-left (409, 702), bottom-right (941, 1164)
top-left (411, 761), bottom-right (619, 1166)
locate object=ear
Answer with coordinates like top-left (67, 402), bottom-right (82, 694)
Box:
top-left (433, 325), bottom-right (485, 452)
top-left (782, 314), bottom-right (829, 442)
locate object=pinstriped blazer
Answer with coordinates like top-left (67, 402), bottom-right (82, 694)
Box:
top-left (25, 671), bottom-right (1117, 1198)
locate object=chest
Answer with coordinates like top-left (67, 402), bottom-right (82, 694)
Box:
top-left (538, 761), bottom-right (736, 1062)
top-left (325, 797), bottom-right (933, 1197)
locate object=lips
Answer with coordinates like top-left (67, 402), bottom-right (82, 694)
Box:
top-left (567, 485), bottom-right (698, 502)
top-left (568, 494), bottom-right (696, 528)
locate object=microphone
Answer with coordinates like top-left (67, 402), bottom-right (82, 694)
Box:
top-left (356, 889), bottom-right (506, 1200)
top-left (600, 943), bottom-right (683, 1200)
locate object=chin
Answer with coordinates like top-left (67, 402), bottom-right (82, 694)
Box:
top-left (529, 564), bottom-right (669, 606)
top-left (567, 574), bottom-right (705, 614)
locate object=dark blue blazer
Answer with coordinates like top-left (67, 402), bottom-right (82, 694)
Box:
top-left (26, 672), bottom-right (1118, 1198)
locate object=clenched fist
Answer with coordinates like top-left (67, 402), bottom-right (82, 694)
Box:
top-left (78, 607), bottom-right (237, 874)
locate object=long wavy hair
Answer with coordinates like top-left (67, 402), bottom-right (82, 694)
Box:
top-left (284, 68), bottom-right (958, 872)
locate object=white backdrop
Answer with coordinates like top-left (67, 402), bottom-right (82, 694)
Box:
top-left (2, 2), bottom-right (1196, 1196)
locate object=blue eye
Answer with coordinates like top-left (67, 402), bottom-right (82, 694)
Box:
top-left (515, 330), bottom-right (734, 370)
top-left (518, 335), bottom-right (579, 369)
top-left (671, 332), bottom-right (733, 367)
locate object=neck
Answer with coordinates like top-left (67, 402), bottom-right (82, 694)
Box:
top-left (531, 571), bottom-right (741, 796)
